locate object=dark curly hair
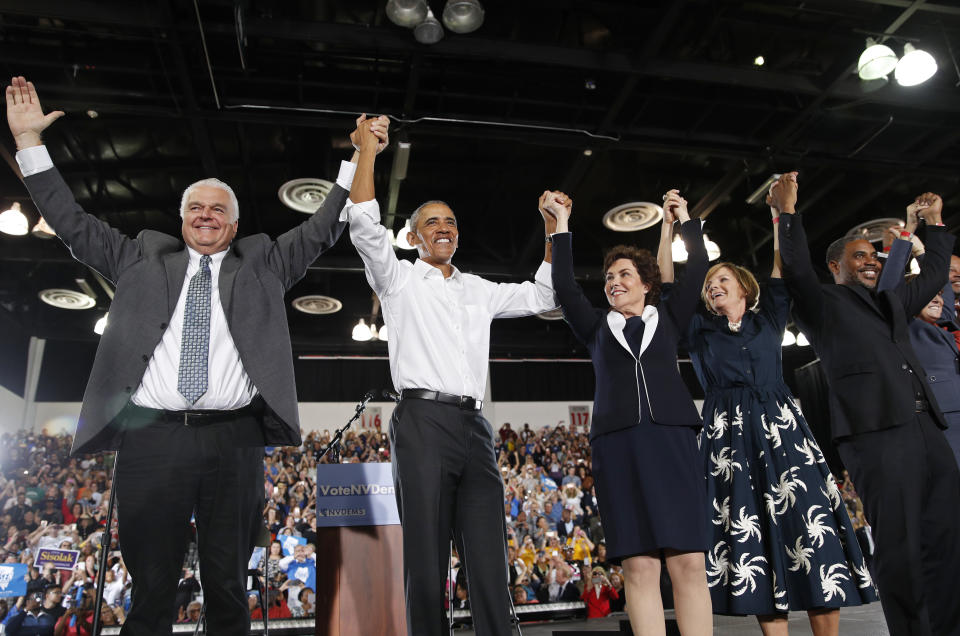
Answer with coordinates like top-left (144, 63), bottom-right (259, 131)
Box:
top-left (601, 245), bottom-right (662, 307)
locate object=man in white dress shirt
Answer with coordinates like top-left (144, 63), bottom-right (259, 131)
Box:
top-left (5, 76), bottom-right (388, 635)
top-left (342, 124), bottom-right (564, 636)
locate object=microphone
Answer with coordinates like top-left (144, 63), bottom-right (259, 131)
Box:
top-left (382, 389), bottom-right (401, 403)
top-left (362, 390), bottom-right (376, 404)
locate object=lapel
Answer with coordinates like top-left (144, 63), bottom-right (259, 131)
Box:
top-left (219, 248), bottom-right (241, 315)
top-left (162, 250), bottom-right (189, 318)
top-left (606, 304), bottom-right (659, 359)
top-left (845, 284), bottom-right (886, 320)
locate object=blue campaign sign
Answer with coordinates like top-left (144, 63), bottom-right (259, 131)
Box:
top-left (0, 563), bottom-right (28, 598)
top-left (281, 535), bottom-right (307, 556)
top-left (315, 463), bottom-right (400, 527)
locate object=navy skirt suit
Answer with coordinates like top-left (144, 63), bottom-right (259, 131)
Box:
top-left (551, 221), bottom-right (710, 562)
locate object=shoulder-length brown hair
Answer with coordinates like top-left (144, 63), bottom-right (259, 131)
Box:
top-left (602, 245), bottom-right (661, 307)
top-left (701, 262), bottom-right (760, 314)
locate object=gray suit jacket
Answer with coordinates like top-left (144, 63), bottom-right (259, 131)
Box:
top-left (23, 166), bottom-right (349, 455)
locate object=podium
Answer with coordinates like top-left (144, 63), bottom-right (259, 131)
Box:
top-left (313, 464), bottom-right (406, 636)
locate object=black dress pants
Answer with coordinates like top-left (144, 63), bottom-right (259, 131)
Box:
top-left (837, 413), bottom-right (960, 636)
top-left (115, 406), bottom-right (265, 636)
top-left (389, 397), bottom-right (512, 636)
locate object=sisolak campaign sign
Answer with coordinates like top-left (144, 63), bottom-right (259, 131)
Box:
top-left (315, 463), bottom-right (400, 527)
top-left (0, 564), bottom-right (28, 598)
top-left (34, 548), bottom-right (80, 571)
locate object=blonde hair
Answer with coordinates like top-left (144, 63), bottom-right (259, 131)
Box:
top-left (701, 262), bottom-right (760, 314)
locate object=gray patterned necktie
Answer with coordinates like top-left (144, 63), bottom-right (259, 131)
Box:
top-left (178, 254), bottom-right (212, 404)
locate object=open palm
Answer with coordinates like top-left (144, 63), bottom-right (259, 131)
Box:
top-left (5, 76), bottom-right (64, 147)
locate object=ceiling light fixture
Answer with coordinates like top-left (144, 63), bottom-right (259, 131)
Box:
top-left (31, 217), bottom-right (55, 238)
top-left (671, 235), bottom-right (688, 263)
top-left (414, 7), bottom-right (444, 44)
top-left (291, 295), bottom-right (342, 315)
top-left (895, 43), bottom-right (937, 86)
top-left (782, 329), bottom-right (796, 347)
top-left (796, 331), bottom-right (810, 347)
top-left (442, 0), bottom-right (484, 34)
top-left (703, 234), bottom-right (721, 261)
top-left (352, 318), bottom-right (373, 342)
top-left (39, 289), bottom-right (96, 310)
top-left (278, 178), bottom-right (334, 214)
top-left (378, 324), bottom-right (389, 342)
top-left (386, 0), bottom-right (428, 28)
top-left (753, 55), bottom-right (765, 66)
top-left (94, 313), bottom-right (109, 336)
top-left (602, 202), bottom-right (663, 232)
top-left (0, 202), bottom-right (28, 236)
top-left (857, 38), bottom-right (899, 80)
top-left (395, 220), bottom-right (417, 250)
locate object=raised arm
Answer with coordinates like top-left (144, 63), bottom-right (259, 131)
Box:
top-left (548, 193), bottom-right (604, 344)
top-left (657, 193), bottom-right (676, 284)
top-left (660, 191), bottom-right (707, 331)
top-left (8, 76), bottom-right (141, 282)
top-left (482, 191), bottom-right (566, 318)
top-left (268, 115), bottom-right (388, 289)
top-left (340, 119), bottom-right (404, 298)
top-left (772, 172), bottom-right (826, 335)
top-left (765, 186), bottom-right (783, 279)
top-left (893, 193), bottom-right (956, 317)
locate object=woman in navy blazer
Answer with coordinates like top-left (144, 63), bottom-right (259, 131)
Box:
top-left (546, 190), bottom-right (712, 636)
top-left (879, 225), bottom-right (960, 467)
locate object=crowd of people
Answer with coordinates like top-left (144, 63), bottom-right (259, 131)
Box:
top-left (0, 416), bottom-right (887, 632)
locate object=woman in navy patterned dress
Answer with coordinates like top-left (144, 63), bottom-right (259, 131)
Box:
top-left (659, 179), bottom-right (877, 635)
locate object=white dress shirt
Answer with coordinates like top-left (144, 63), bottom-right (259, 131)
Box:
top-left (17, 145), bottom-right (359, 411)
top-left (341, 198), bottom-right (557, 401)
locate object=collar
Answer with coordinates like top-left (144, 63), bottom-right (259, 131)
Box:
top-left (186, 245), bottom-right (230, 267)
top-left (606, 305), bottom-right (659, 358)
top-left (413, 257), bottom-right (462, 281)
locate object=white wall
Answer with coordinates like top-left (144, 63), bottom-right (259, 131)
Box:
top-left (24, 399), bottom-right (708, 439)
top-left (33, 402), bottom-right (83, 436)
top-left (0, 385), bottom-right (25, 434)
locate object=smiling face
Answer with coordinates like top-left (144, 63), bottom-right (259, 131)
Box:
top-left (919, 291), bottom-right (944, 324)
top-left (829, 239), bottom-right (881, 288)
top-left (950, 255), bottom-right (960, 295)
top-left (604, 258), bottom-right (650, 315)
top-left (409, 203), bottom-right (459, 265)
top-left (180, 185), bottom-right (238, 254)
top-left (704, 266), bottom-right (747, 315)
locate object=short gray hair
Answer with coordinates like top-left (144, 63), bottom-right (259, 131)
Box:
top-left (409, 199), bottom-right (453, 232)
top-left (180, 178), bottom-right (240, 222)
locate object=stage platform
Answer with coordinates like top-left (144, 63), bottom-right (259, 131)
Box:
top-left (458, 606), bottom-right (889, 635)
top-left (100, 604), bottom-right (887, 634)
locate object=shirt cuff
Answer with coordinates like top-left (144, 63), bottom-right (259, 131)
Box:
top-left (339, 197), bottom-right (381, 223)
top-left (335, 160), bottom-right (357, 190)
top-left (16, 145), bottom-right (54, 177)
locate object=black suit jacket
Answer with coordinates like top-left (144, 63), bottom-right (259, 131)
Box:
top-left (778, 213), bottom-right (954, 440)
top-left (551, 221), bottom-right (707, 440)
top-left (23, 164), bottom-right (349, 455)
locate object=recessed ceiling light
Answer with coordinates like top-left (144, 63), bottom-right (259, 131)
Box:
top-left (39, 289), bottom-right (96, 310)
top-left (846, 218), bottom-right (903, 243)
top-left (602, 202), bottom-right (663, 232)
top-left (278, 178), bottom-right (335, 214)
top-left (291, 295), bottom-right (343, 315)
top-left (753, 56), bottom-right (764, 66)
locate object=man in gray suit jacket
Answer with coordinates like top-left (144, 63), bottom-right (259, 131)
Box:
top-left (5, 76), bottom-right (388, 635)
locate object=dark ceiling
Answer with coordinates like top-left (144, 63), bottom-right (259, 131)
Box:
top-left (2, 0), bottom-right (960, 366)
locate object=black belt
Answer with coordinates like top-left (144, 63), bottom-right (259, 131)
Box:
top-left (916, 399), bottom-right (931, 413)
top-left (127, 399), bottom-right (260, 427)
top-left (400, 389), bottom-right (482, 411)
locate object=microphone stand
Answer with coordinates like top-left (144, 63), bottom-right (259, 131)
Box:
top-left (317, 391), bottom-right (375, 463)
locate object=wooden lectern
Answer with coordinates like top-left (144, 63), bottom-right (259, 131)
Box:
top-left (314, 524), bottom-right (407, 636)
